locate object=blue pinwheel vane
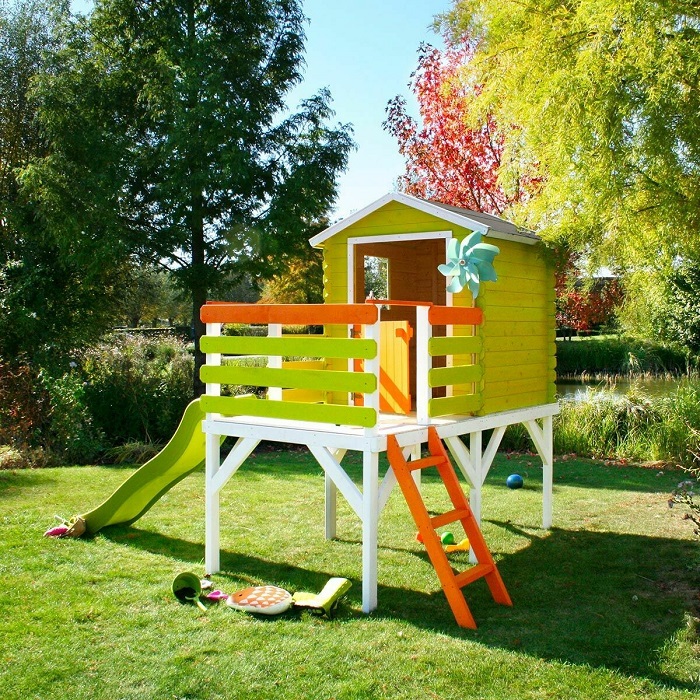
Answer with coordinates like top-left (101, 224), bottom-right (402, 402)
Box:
top-left (438, 232), bottom-right (500, 298)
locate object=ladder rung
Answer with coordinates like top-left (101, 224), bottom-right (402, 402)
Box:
top-left (405, 456), bottom-right (444, 471)
top-left (454, 563), bottom-right (494, 588)
top-left (430, 508), bottom-right (470, 529)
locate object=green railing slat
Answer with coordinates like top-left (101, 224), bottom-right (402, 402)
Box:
top-left (428, 394), bottom-right (482, 418)
top-left (428, 364), bottom-right (483, 388)
top-left (428, 335), bottom-right (482, 357)
top-left (201, 396), bottom-right (377, 428)
top-left (201, 335), bottom-right (377, 359)
top-left (201, 365), bottom-right (376, 393)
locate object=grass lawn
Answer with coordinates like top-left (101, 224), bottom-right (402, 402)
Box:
top-left (1, 446), bottom-right (699, 699)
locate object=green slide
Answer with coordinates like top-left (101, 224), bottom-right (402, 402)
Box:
top-left (80, 399), bottom-right (208, 535)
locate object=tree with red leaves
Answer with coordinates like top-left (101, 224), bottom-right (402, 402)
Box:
top-left (383, 38), bottom-right (535, 216)
top-left (555, 252), bottom-right (623, 335)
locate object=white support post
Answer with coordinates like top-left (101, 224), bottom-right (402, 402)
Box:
top-left (410, 442), bottom-right (422, 489)
top-left (324, 448), bottom-right (346, 540)
top-left (267, 323), bottom-right (282, 401)
top-left (362, 450), bottom-right (379, 613)
top-left (205, 432), bottom-right (221, 574)
top-left (416, 305), bottom-right (431, 424)
top-left (204, 321), bottom-right (222, 574)
top-left (542, 415), bottom-right (553, 529)
top-left (524, 416), bottom-right (554, 529)
top-left (468, 430), bottom-right (482, 565)
top-left (469, 431), bottom-right (483, 524)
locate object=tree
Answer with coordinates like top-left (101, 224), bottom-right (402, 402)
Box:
top-left (23, 0), bottom-right (354, 394)
top-left (0, 0), bottom-right (129, 366)
top-left (442, 1), bottom-right (700, 269)
top-left (259, 249), bottom-right (323, 305)
top-left (383, 37), bottom-right (536, 216)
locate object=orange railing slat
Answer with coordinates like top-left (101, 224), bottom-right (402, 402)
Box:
top-left (201, 303), bottom-right (379, 326)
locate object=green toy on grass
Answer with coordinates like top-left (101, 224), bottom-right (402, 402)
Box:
top-left (292, 577), bottom-right (352, 619)
top-left (172, 572), bottom-right (207, 611)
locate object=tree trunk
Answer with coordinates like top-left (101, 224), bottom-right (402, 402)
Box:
top-left (187, 0), bottom-right (206, 399)
top-left (192, 283), bottom-right (206, 398)
top-left (190, 185), bottom-right (207, 398)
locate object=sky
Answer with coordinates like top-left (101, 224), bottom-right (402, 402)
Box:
top-left (71, 0), bottom-right (451, 221)
top-left (288, 0), bottom-right (450, 219)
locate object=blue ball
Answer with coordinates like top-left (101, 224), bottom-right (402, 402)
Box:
top-left (506, 474), bottom-right (524, 490)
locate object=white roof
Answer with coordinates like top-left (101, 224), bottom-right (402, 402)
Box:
top-left (309, 192), bottom-right (539, 247)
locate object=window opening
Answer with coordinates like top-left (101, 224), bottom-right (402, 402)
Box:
top-left (364, 256), bottom-right (389, 300)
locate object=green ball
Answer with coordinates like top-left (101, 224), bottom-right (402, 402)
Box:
top-left (440, 531), bottom-right (455, 545)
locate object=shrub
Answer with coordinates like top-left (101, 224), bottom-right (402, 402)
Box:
top-left (0, 359), bottom-right (48, 449)
top-left (556, 336), bottom-right (693, 377)
top-left (0, 445), bottom-right (29, 470)
top-left (38, 370), bottom-right (104, 464)
top-left (80, 333), bottom-right (193, 446)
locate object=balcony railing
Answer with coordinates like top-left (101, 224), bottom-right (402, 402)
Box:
top-left (199, 301), bottom-right (483, 429)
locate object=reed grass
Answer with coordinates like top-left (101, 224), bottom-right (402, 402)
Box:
top-left (556, 335), bottom-right (694, 378)
top-left (555, 379), bottom-right (700, 466)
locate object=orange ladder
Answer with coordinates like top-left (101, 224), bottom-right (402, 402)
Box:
top-left (387, 427), bottom-right (512, 628)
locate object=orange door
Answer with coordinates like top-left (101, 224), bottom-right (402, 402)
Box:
top-left (379, 320), bottom-right (412, 414)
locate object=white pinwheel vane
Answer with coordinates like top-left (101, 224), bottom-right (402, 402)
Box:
top-left (438, 232), bottom-right (500, 298)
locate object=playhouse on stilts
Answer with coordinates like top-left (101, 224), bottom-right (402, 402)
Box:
top-left (201, 192), bottom-right (558, 628)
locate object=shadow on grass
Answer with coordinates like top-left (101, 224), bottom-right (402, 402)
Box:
top-left (100, 522), bottom-right (699, 692)
top-left (213, 445), bottom-right (679, 498)
top-left (0, 468), bottom-right (59, 497)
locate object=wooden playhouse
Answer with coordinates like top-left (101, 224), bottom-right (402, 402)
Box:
top-left (200, 192), bottom-right (559, 626)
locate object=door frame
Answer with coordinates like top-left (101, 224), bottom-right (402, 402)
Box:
top-left (346, 230), bottom-right (454, 305)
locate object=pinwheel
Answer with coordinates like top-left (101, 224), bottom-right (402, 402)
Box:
top-left (438, 231), bottom-right (500, 298)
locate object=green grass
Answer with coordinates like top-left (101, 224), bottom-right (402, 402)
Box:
top-left (1, 450), bottom-right (699, 699)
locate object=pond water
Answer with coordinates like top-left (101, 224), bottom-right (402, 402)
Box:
top-left (556, 377), bottom-right (684, 402)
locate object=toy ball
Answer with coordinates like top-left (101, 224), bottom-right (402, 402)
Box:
top-left (506, 474), bottom-right (524, 490)
top-left (440, 531), bottom-right (456, 545)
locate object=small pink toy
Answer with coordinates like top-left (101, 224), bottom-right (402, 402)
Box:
top-left (44, 525), bottom-right (69, 538)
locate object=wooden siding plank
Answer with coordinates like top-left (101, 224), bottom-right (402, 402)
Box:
top-left (429, 335), bottom-right (483, 356)
top-left (482, 306), bottom-right (553, 323)
top-left (428, 394), bottom-right (482, 417)
top-left (484, 348), bottom-right (556, 367)
top-left (482, 334), bottom-right (553, 352)
top-left (428, 305), bottom-right (483, 326)
top-left (478, 391), bottom-right (551, 415)
top-left (482, 376), bottom-right (550, 399)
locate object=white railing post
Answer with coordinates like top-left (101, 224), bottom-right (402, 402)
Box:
top-left (204, 321), bottom-right (222, 574)
top-left (363, 314), bottom-right (381, 434)
top-left (205, 322), bottom-right (222, 402)
top-left (267, 323), bottom-right (282, 400)
top-left (416, 305), bottom-right (431, 424)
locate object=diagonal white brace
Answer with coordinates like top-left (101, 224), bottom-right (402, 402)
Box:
top-left (309, 444), bottom-right (363, 519)
top-left (211, 437), bottom-right (259, 494)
